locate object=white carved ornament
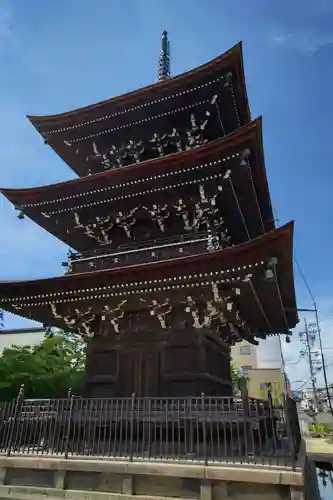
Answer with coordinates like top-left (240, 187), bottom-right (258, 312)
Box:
top-left (49, 299), bottom-right (128, 339)
top-left (63, 95), bottom-right (219, 171)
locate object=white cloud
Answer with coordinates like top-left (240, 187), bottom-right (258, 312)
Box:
top-left (271, 30), bottom-right (333, 56)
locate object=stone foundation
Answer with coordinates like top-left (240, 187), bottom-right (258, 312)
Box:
top-left (0, 455), bottom-right (304, 500)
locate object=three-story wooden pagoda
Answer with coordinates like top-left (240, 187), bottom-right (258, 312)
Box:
top-left (0, 37), bottom-right (298, 398)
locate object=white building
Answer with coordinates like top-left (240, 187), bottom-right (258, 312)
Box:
top-left (256, 336), bottom-right (284, 370)
top-left (231, 337), bottom-right (285, 400)
top-left (0, 327), bottom-right (45, 355)
top-left (231, 336), bottom-right (283, 374)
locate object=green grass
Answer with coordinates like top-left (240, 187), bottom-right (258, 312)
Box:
top-left (307, 422), bottom-right (333, 436)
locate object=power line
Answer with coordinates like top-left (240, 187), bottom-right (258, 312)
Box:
top-left (273, 206), bottom-right (333, 415)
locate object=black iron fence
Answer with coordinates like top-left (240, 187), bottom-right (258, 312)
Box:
top-left (285, 396), bottom-right (302, 459)
top-left (0, 393), bottom-right (301, 465)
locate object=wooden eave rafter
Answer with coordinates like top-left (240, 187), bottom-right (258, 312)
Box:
top-left (0, 118), bottom-right (274, 252)
top-left (0, 223), bottom-right (298, 330)
top-left (27, 42), bottom-right (250, 129)
top-left (0, 118), bottom-right (262, 202)
top-left (26, 42), bottom-right (250, 176)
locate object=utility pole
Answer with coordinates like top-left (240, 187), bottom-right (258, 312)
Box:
top-left (305, 319), bottom-right (318, 410)
top-left (299, 319), bottom-right (319, 411)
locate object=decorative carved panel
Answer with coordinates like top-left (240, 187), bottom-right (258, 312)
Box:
top-left (65, 94), bottom-right (221, 173)
top-left (48, 281), bottom-right (252, 345)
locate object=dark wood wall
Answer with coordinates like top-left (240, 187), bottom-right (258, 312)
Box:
top-left (84, 327), bottom-right (232, 398)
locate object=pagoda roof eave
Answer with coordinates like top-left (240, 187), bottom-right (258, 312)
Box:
top-left (0, 118), bottom-right (275, 253)
top-left (0, 222), bottom-right (298, 330)
top-left (0, 117), bottom-right (265, 200)
top-left (27, 42), bottom-right (250, 127)
top-left (0, 221), bottom-right (292, 286)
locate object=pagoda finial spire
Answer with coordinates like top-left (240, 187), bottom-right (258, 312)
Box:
top-left (158, 30), bottom-right (171, 82)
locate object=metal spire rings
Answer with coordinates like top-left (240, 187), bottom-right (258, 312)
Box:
top-left (158, 30), bottom-right (171, 82)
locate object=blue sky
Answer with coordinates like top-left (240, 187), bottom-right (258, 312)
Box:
top-left (0, 0), bottom-right (333, 389)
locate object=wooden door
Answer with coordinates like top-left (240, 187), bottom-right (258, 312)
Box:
top-left (118, 348), bottom-right (158, 397)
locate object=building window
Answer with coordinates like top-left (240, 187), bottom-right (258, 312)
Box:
top-left (259, 382), bottom-right (273, 391)
top-left (239, 345), bottom-right (251, 355)
top-left (242, 366), bottom-right (252, 377)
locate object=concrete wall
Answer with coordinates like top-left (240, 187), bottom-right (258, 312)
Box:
top-left (0, 456), bottom-right (304, 500)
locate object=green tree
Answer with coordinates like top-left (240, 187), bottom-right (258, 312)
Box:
top-left (0, 331), bottom-right (85, 400)
top-left (231, 363), bottom-right (243, 395)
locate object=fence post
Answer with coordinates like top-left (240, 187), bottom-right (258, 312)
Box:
top-left (129, 393), bottom-right (135, 461)
top-left (240, 378), bottom-right (249, 416)
top-left (6, 384), bottom-right (24, 457)
top-left (201, 393), bottom-right (207, 465)
top-left (239, 380), bottom-right (250, 459)
top-left (283, 394), bottom-right (296, 461)
top-left (64, 390), bottom-right (74, 459)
